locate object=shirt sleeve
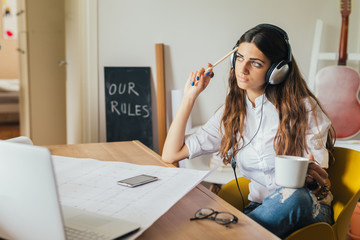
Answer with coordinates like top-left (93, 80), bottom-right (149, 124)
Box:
top-left (304, 97), bottom-right (332, 168)
top-left (184, 106), bottom-right (224, 159)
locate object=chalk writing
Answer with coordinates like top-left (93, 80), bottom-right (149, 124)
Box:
top-left (110, 101), bottom-right (150, 118)
top-left (108, 82), bottom-right (139, 96)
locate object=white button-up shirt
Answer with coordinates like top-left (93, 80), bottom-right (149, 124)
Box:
top-left (185, 94), bottom-right (331, 203)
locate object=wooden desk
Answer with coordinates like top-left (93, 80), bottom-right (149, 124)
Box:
top-left (47, 141), bottom-right (279, 240)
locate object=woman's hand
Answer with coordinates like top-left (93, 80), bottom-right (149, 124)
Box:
top-left (183, 64), bottom-right (214, 101)
top-left (305, 154), bottom-right (331, 199)
top-left (305, 154), bottom-right (328, 186)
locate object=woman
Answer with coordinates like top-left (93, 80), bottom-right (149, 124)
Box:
top-left (162, 24), bottom-right (335, 238)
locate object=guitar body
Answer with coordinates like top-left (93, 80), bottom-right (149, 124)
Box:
top-left (316, 66), bottom-right (360, 138)
top-left (315, 0), bottom-right (360, 139)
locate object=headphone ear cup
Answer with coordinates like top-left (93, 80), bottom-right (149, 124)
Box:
top-left (266, 61), bottom-right (290, 85)
top-left (265, 63), bottom-right (277, 84)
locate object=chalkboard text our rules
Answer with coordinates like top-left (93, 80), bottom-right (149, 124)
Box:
top-left (108, 82), bottom-right (150, 118)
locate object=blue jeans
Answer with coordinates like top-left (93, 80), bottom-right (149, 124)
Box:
top-left (245, 187), bottom-right (334, 239)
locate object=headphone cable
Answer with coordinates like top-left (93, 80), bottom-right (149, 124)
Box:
top-left (230, 84), bottom-right (268, 211)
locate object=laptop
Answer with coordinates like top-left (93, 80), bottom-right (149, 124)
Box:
top-left (0, 141), bottom-right (140, 240)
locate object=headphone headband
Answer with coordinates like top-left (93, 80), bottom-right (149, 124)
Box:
top-left (256, 24), bottom-right (289, 40)
top-left (256, 23), bottom-right (292, 63)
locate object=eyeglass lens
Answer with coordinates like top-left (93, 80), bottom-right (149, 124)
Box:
top-left (194, 208), bottom-right (237, 225)
top-left (214, 212), bottom-right (236, 224)
top-left (195, 208), bottom-right (214, 218)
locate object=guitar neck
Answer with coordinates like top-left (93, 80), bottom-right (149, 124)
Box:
top-left (338, 0), bottom-right (351, 66)
top-left (338, 16), bottom-right (349, 66)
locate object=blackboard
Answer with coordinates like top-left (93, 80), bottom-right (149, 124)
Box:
top-left (104, 67), bottom-right (153, 149)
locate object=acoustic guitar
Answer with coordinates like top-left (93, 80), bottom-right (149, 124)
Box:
top-left (315, 0), bottom-right (360, 139)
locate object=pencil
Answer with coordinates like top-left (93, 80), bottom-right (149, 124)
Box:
top-left (210, 47), bottom-right (238, 69)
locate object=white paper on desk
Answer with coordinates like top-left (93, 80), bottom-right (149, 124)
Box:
top-left (52, 156), bottom-right (212, 239)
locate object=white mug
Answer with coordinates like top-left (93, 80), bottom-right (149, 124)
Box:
top-left (275, 155), bottom-right (309, 188)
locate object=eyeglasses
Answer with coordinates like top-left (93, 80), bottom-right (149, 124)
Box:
top-left (190, 208), bottom-right (238, 227)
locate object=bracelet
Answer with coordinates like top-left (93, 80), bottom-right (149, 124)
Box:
top-left (316, 183), bottom-right (330, 200)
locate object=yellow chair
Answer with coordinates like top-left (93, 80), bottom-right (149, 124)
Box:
top-left (217, 147), bottom-right (360, 240)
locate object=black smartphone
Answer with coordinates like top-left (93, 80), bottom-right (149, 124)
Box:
top-left (117, 174), bottom-right (158, 187)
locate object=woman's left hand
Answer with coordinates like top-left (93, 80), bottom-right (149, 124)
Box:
top-left (305, 154), bottom-right (330, 194)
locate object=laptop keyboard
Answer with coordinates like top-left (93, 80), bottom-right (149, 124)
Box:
top-left (65, 226), bottom-right (109, 240)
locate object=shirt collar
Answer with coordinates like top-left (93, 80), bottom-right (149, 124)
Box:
top-left (246, 94), bottom-right (268, 109)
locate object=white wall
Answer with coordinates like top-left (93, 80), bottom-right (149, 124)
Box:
top-left (97, 0), bottom-right (360, 152)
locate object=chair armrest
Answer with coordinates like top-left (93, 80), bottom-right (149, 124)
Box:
top-left (285, 222), bottom-right (335, 240)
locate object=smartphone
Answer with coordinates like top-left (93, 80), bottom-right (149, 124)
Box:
top-left (117, 174), bottom-right (158, 187)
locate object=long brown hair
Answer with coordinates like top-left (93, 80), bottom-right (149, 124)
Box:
top-left (219, 25), bottom-right (336, 165)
